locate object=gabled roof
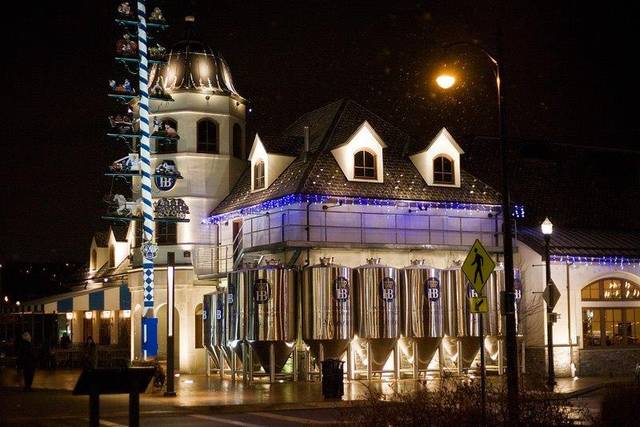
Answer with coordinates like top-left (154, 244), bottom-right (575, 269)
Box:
top-left (211, 99), bottom-right (502, 216)
top-left (258, 135), bottom-right (303, 155)
top-left (93, 231), bottom-right (108, 248)
top-left (418, 127), bottom-right (464, 155)
top-left (111, 225), bottom-right (129, 242)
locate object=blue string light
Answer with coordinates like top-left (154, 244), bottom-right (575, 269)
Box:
top-left (550, 255), bottom-right (640, 269)
top-left (203, 193), bottom-right (505, 225)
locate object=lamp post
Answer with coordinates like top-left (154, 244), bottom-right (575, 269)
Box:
top-left (436, 34), bottom-right (520, 418)
top-left (541, 217), bottom-right (556, 387)
top-left (165, 252), bottom-right (176, 397)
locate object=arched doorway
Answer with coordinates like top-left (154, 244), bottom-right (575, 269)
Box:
top-left (157, 304), bottom-right (180, 369)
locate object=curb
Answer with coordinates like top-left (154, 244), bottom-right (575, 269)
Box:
top-left (182, 399), bottom-right (369, 414)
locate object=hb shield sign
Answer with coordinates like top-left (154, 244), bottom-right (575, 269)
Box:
top-left (334, 277), bottom-right (350, 301)
top-left (381, 277), bottom-right (396, 301)
top-left (425, 277), bottom-right (440, 301)
top-left (155, 160), bottom-right (180, 191)
top-left (253, 278), bottom-right (270, 304)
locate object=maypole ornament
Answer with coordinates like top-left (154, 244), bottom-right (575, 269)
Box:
top-left (141, 241), bottom-right (158, 261)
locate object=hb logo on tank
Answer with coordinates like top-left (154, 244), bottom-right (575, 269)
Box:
top-left (334, 277), bottom-right (350, 301)
top-left (425, 277), bottom-right (440, 301)
top-left (381, 277), bottom-right (396, 301)
top-left (253, 278), bottom-right (270, 304)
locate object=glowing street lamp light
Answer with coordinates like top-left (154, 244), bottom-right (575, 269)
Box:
top-left (435, 74), bottom-right (456, 89)
top-left (541, 217), bottom-right (553, 235)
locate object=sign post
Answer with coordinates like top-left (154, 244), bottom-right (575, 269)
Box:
top-left (463, 239), bottom-right (496, 426)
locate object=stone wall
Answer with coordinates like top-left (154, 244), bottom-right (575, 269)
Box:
top-left (525, 346), bottom-right (578, 377)
top-left (577, 348), bottom-right (640, 377)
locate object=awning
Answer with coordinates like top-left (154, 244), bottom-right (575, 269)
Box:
top-left (28, 285), bottom-right (131, 314)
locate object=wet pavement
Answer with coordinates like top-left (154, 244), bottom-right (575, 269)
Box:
top-left (0, 366), bottom-right (631, 425)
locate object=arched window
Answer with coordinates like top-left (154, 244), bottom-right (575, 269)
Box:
top-left (232, 123), bottom-right (243, 159)
top-left (581, 278), bottom-right (640, 347)
top-left (354, 150), bottom-right (376, 179)
top-left (109, 246), bottom-right (115, 267)
top-left (253, 160), bottom-right (265, 190)
top-left (91, 249), bottom-right (97, 270)
top-left (157, 119), bottom-right (178, 154)
top-left (197, 119), bottom-right (218, 154)
top-left (433, 155), bottom-right (454, 184)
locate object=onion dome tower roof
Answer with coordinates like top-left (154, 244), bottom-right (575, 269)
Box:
top-left (150, 16), bottom-right (244, 100)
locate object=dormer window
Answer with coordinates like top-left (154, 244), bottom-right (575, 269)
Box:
top-left (433, 155), bottom-right (454, 184)
top-left (354, 150), bottom-right (376, 179)
top-left (409, 128), bottom-right (463, 188)
top-left (253, 160), bottom-right (265, 190)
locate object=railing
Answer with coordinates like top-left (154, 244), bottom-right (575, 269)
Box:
top-left (196, 206), bottom-right (503, 276)
top-left (240, 205), bottom-right (502, 250)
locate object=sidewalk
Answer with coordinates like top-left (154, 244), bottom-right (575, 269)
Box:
top-left (0, 366), bottom-right (628, 411)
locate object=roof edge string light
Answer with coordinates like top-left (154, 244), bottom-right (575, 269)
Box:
top-left (203, 193), bottom-right (504, 225)
top-left (550, 255), bottom-right (640, 269)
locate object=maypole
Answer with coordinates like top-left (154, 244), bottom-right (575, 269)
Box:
top-left (137, 0), bottom-right (158, 358)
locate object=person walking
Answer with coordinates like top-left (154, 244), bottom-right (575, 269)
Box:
top-left (17, 332), bottom-right (36, 391)
top-left (82, 336), bottom-right (97, 370)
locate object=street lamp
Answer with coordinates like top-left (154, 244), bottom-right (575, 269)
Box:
top-left (435, 38), bottom-right (520, 417)
top-left (541, 217), bottom-right (556, 387)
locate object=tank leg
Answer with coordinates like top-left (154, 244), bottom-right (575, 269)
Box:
top-left (438, 342), bottom-right (444, 377)
top-left (269, 342), bottom-right (276, 383)
top-left (293, 348), bottom-right (298, 382)
top-left (248, 343), bottom-right (254, 383)
top-left (413, 341), bottom-right (419, 380)
top-left (497, 338), bottom-right (504, 375)
top-left (367, 341), bottom-right (372, 381)
top-left (319, 343), bottom-right (324, 383)
top-left (347, 342), bottom-right (354, 381)
top-left (457, 339), bottom-right (463, 376)
top-left (394, 342), bottom-right (400, 380)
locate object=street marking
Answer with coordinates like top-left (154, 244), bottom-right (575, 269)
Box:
top-left (251, 412), bottom-right (343, 425)
top-left (82, 419), bottom-right (127, 427)
top-left (189, 414), bottom-right (266, 426)
top-left (100, 420), bottom-right (128, 427)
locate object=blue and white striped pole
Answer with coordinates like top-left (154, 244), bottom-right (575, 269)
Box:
top-left (137, 0), bottom-right (157, 357)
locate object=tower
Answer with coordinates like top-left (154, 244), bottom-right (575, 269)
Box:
top-left (107, 14), bottom-right (248, 373)
top-left (147, 15), bottom-right (247, 267)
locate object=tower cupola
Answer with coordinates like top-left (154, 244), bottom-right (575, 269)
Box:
top-left (150, 16), bottom-right (243, 100)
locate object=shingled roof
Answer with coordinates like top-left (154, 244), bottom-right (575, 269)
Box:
top-left (93, 231), bottom-right (108, 248)
top-left (518, 226), bottom-right (640, 259)
top-left (211, 99), bottom-right (502, 216)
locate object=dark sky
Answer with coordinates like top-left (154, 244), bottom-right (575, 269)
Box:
top-left (2, 1), bottom-right (638, 264)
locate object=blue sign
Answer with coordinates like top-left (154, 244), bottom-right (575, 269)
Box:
top-left (425, 277), bottom-right (440, 301)
top-left (154, 160), bottom-right (181, 191)
top-left (141, 317), bottom-right (158, 357)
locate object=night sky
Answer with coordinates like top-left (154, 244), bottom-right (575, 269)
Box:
top-left (2, 1), bottom-right (639, 264)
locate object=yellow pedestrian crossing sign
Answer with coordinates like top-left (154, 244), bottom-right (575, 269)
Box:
top-left (462, 239), bottom-right (496, 294)
top-left (470, 296), bottom-right (488, 313)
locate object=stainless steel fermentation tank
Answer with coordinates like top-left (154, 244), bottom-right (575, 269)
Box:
top-left (400, 261), bottom-right (443, 376)
top-left (441, 268), bottom-right (481, 371)
top-left (246, 262), bottom-right (297, 379)
top-left (203, 290), bottom-right (231, 376)
top-left (354, 258), bottom-right (400, 376)
top-left (302, 257), bottom-right (354, 363)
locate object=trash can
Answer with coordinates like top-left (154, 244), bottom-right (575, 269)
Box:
top-left (321, 359), bottom-right (344, 399)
